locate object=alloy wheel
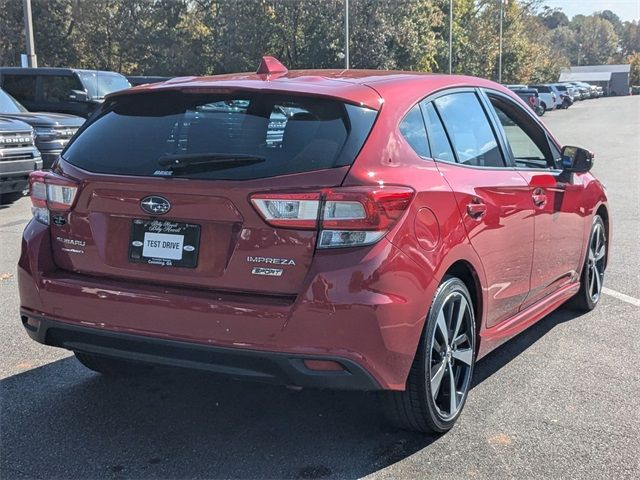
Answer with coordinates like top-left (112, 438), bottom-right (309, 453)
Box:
top-left (429, 291), bottom-right (474, 421)
top-left (587, 222), bottom-right (606, 303)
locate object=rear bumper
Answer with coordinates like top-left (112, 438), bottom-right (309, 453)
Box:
top-left (21, 312), bottom-right (380, 390)
top-left (18, 220), bottom-right (436, 391)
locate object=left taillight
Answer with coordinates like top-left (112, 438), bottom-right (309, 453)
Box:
top-left (29, 171), bottom-right (79, 225)
top-left (251, 186), bottom-right (414, 249)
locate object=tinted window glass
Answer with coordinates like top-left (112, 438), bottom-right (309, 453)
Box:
top-left (41, 75), bottom-right (83, 102)
top-left (422, 102), bottom-right (454, 163)
top-left (488, 96), bottom-right (556, 169)
top-left (434, 92), bottom-right (504, 167)
top-left (77, 72), bottom-right (131, 99)
top-left (63, 92), bottom-right (377, 180)
top-left (2, 75), bottom-right (37, 103)
top-left (493, 106), bottom-right (545, 163)
top-left (399, 104), bottom-right (429, 157)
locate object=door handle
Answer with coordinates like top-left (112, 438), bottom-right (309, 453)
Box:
top-left (466, 201), bottom-right (487, 219)
top-left (532, 188), bottom-right (547, 207)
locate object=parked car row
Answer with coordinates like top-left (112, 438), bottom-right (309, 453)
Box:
top-left (0, 67), bottom-right (132, 204)
top-left (504, 81), bottom-right (603, 117)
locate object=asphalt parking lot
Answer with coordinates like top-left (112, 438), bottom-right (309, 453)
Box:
top-left (1, 96), bottom-right (639, 479)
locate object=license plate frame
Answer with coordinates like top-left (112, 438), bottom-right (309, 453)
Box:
top-left (128, 219), bottom-right (200, 268)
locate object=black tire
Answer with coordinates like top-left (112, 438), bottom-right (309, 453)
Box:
top-left (540, 101), bottom-right (547, 112)
top-left (535, 105), bottom-right (545, 117)
top-left (384, 276), bottom-right (476, 433)
top-left (0, 191), bottom-right (25, 205)
top-left (75, 352), bottom-right (150, 376)
top-left (567, 215), bottom-right (606, 312)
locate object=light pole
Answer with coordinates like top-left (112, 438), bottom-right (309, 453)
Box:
top-left (344, 0), bottom-right (350, 70)
top-left (448, 0), bottom-right (453, 74)
top-left (498, 0), bottom-right (504, 83)
top-left (22, 0), bottom-right (37, 67)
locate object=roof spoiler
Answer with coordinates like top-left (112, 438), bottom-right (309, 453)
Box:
top-left (256, 56), bottom-right (288, 75)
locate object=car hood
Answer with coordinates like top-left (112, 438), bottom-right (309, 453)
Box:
top-left (0, 112), bottom-right (84, 128)
top-left (0, 117), bottom-right (32, 133)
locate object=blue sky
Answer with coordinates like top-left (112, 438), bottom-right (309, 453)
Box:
top-left (540, 0), bottom-right (640, 21)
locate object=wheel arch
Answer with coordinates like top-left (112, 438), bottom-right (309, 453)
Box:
top-left (442, 259), bottom-right (484, 354)
top-left (595, 203), bottom-right (610, 269)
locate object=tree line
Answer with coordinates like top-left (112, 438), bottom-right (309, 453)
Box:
top-left (1, 0), bottom-right (639, 85)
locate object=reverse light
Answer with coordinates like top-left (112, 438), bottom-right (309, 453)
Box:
top-left (251, 193), bottom-right (321, 229)
top-left (250, 186), bottom-right (414, 248)
top-left (28, 171), bottom-right (79, 224)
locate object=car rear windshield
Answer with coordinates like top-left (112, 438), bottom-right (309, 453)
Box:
top-left (62, 91), bottom-right (377, 180)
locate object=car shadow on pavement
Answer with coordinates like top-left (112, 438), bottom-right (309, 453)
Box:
top-left (0, 308), bottom-right (582, 479)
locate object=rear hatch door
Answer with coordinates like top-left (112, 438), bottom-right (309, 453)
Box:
top-left (51, 89), bottom-right (378, 295)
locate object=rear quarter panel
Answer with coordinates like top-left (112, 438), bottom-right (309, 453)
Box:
top-left (343, 85), bottom-right (490, 360)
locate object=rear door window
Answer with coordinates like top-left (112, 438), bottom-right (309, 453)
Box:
top-left (62, 91), bottom-right (377, 180)
top-left (2, 75), bottom-right (37, 103)
top-left (434, 92), bottom-right (505, 167)
top-left (41, 75), bottom-right (84, 102)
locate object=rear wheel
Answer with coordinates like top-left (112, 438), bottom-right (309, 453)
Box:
top-left (535, 105), bottom-right (545, 116)
top-left (540, 101), bottom-right (547, 112)
top-left (568, 215), bottom-right (606, 311)
top-left (384, 276), bottom-right (476, 433)
top-left (75, 352), bottom-right (150, 376)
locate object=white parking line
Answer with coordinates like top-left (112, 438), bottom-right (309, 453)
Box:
top-left (602, 287), bottom-right (640, 307)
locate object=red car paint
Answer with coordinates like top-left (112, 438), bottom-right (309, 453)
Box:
top-left (18, 65), bottom-right (609, 391)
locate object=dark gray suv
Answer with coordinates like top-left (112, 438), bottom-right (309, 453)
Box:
top-left (0, 88), bottom-right (83, 168)
top-left (0, 67), bottom-right (131, 118)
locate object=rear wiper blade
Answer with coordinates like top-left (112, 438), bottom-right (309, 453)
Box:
top-left (158, 153), bottom-right (265, 171)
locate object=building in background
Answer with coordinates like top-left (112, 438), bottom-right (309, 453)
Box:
top-left (559, 65), bottom-right (631, 96)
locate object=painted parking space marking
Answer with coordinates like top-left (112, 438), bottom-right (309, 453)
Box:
top-left (602, 287), bottom-right (640, 307)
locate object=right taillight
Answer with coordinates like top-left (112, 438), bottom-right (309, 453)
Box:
top-left (29, 171), bottom-right (79, 225)
top-left (251, 186), bottom-right (414, 249)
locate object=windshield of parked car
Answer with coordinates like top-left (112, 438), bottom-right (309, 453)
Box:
top-left (77, 72), bottom-right (131, 99)
top-left (62, 91), bottom-right (377, 180)
top-left (0, 88), bottom-right (28, 113)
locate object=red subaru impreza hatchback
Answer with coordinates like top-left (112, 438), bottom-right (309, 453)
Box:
top-left (19, 57), bottom-right (609, 433)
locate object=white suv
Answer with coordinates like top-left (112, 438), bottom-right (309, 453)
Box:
top-left (528, 84), bottom-right (559, 111)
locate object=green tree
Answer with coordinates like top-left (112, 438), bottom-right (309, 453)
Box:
top-left (621, 21), bottom-right (640, 56)
top-left (0, 0), bottom-right (24, 66)
top-left (577, 15), bottom-right (619, 65)
top-left (627, 52), bottom-right (640, 86)
top-left (539, 7), bottom-right (569, 30)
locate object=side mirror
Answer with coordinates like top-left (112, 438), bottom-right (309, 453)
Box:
top-left (561, 145), bottom-right (594, 173)
top-left (68, 89), bottom-right (89, 102)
